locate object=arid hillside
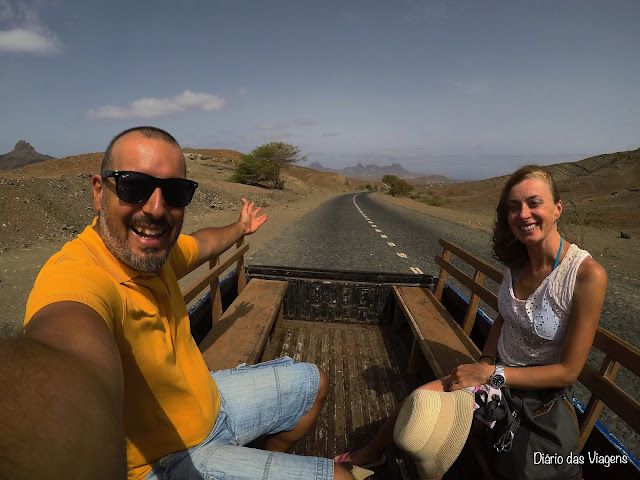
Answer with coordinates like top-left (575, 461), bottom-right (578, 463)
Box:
top-left (1, 146), bottom-right (639, 338)
top-left (409, 149), bottom-right (640, 236)
top-left (0, 149), bottom-right (361, 254)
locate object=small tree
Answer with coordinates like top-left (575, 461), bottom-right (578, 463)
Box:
top-left (382, 174), bottom-right (413, 197)
top-left (230, 154), bottom-right (275, 186)
top-left (232, 142), bottom-right (306, 189)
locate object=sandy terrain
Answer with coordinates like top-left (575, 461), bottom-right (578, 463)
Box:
top-left (0, 151), bottom-right (357, 337)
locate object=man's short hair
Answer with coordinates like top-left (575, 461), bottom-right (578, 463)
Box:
top-left (101, 126), bottom-right (182, 172)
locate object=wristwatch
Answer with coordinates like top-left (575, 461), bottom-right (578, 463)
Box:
top-left (490, 364), bottom-right (506, 388)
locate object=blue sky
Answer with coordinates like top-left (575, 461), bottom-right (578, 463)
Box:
top-left (1, 0), bottom-right (639, 180)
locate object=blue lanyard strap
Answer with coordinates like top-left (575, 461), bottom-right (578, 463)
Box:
top-left (553, 237), bottom-right (563, 271)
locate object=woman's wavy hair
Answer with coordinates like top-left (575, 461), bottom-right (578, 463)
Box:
top-left (492, 165), bottom-right (561, 268)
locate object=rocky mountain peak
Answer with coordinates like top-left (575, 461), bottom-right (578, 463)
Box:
top-left (14, 140), bottom-right (34, 152)
top-left (0, 140), bottom-right (54, 172)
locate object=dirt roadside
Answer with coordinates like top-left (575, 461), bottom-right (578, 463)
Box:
top-left (0, 185), bottom-right (345, 338)
top-left (374, 192), bottom-right (640, 282)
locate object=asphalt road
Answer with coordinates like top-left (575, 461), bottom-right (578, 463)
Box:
top-left (250, 191), bottom-right (500, 276)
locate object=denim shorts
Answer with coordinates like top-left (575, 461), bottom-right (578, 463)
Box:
top-left (146, 356), bottom-right (334, 480)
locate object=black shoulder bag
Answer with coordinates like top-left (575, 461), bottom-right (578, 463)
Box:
top-left (489, 385), bottom-right (582, 480)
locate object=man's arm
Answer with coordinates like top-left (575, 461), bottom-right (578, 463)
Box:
top-left (190, 198), bottom-right (267, 268)
top-left (0, 302), bottom-right (125, 479)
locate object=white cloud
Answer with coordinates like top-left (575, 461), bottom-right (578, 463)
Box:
top-left (0, 27), bottom-right (60, 53)
top-left (87, 90), bottom-right (225, 120)
top-left (321, 131), bottom-right (340, 137)
top-left (0, 1), bottom-right (61, 54)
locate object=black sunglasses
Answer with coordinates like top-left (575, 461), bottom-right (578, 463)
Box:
top-left (101, 170), bottom-right (198, 208)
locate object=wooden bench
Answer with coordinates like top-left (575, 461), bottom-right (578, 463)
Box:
top-left (392, 236), bottom-right (502, 379)
top-left (394, 237), bottom-right (640, 478)
top-left (180, 239), bottom-right (288, 371)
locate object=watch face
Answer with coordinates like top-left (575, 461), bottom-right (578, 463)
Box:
top-left (491, 365), bottom-right (505, 387)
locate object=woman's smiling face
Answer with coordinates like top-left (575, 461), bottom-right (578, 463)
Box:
top-left (506, 178), bottom-right (562, 245)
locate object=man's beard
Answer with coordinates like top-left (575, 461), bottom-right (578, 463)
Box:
top-left (98, 198), bottom-right (180, 273)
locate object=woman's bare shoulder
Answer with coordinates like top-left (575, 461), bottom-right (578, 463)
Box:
top-left (577, 256), bottom-right (607, 288)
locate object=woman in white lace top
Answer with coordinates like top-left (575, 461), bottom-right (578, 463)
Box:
top-left (335, 166), bottom-right (607, 479)
top-left (449, 165), bottom-right (607, 391)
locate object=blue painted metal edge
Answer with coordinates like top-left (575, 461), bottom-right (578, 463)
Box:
top-left (572, 398), bottom-right (640, 470)
top-left (445, 281), bottom-right (640, 471)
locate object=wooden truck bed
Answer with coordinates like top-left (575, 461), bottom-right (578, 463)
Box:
top-left (272, 319), bottom-right (473, 480)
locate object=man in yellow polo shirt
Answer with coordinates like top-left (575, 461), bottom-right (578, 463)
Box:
top-left (3, 126), bottom-right (354, 480)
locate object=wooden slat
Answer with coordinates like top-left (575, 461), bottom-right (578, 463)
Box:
top-left (393, 285), bottom-right (481, 378)
top-left (434, 248), bottom-right (451, 301)
top-left (435, 255), bottom-right (499, 312)
top-left (198, 279), bottom-right (287, 371)
top-left (462, 269), bottom-right (484, 335)
top-left (577, 363), bottom-right (640, 434)
top-left (209, 257), bottom-right (223, 324)
top-left (578, 357), bottom-right (619, 450)
top-left (592, 327), bottom-right (640, 377)
top-left (235, 238), bottom-right (246, 294)
top-left (439, 238), bottom-right (503, 284)
top-left (181, 243), bottom-right (249, 304)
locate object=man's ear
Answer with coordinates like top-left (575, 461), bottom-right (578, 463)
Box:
top-left (92, 174), bottom-right (103, 212)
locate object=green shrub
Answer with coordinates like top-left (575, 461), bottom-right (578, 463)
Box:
top-left (424, 195), bottom-right (444, 207)
top-left (230, 155), bottom-right (274, 186)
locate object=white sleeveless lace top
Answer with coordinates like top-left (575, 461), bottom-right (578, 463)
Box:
top-left (496, 243), bottom-right (591, 366)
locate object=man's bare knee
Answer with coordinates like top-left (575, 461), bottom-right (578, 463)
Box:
top-left (316, 366), bottom-right (329, 404)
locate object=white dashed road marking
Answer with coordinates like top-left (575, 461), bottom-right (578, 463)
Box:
top-left (354, 193), bottom-right (426, 275)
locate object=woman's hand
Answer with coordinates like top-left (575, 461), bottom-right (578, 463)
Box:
top-left (448, 362), bottom-right (495, 391)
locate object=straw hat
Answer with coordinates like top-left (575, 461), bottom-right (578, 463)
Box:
top-left (393, 389), bottom-right (474, 478)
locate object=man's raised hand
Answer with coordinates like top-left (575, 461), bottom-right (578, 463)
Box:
top-left (240, 198), bottom-right (267, 235)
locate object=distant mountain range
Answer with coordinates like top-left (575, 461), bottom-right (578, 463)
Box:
top-left (308, 161), bottom-right (415, 178)
top-left (0, 141), bottom-right (54, 172)
top-left (307, 161), bottom-right (453, 183)
top-left (0, 141), bottom-right (459, 184)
